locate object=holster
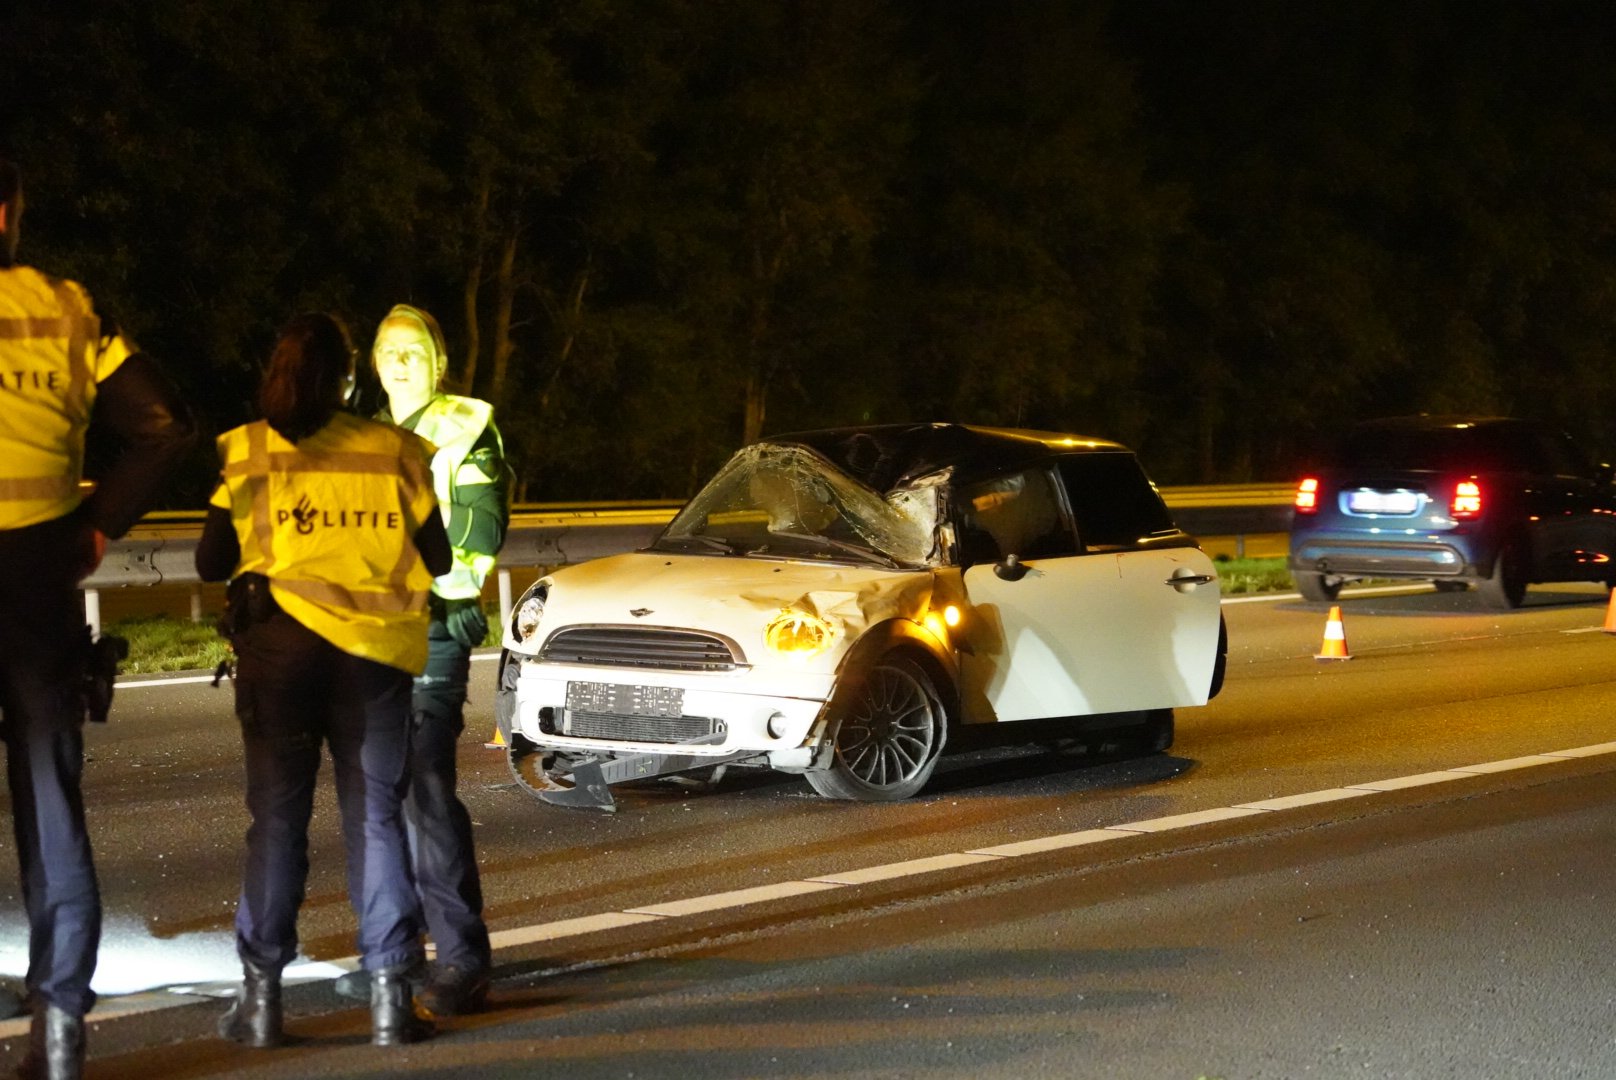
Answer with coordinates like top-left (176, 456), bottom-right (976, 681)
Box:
top-left (218, 572), bottom-right (279, 640)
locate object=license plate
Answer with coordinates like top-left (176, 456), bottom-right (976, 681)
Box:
top-left (566, 681), bottom-right (684, 718)
top-left (1347, 489), bottom-right (1419, 514)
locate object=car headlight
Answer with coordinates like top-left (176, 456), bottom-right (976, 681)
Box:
top-left (511, 590), bottom-right (546, 644)
top-left (764, 608), bottom-right (837, 658)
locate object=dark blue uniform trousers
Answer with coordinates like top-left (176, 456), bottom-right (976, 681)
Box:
top-left (404, 618), bottom-right (490, 971)
top-left (0, 518), bottom-right (100, 1017)
top-left (231, 611), bottom-right (423, 973)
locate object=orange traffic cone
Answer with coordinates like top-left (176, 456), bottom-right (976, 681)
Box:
top-left (484, 723), bottom-right (507, 750)
top-left (1602, 589), bottom-right (1616, 634)
top-left (1315, 605), bottom-right (1352, 660)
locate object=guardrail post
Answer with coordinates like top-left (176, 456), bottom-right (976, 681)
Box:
top-left (190, 586), bottom-right (205, 623)
top-left (83, 589), bottom-right (101, 637)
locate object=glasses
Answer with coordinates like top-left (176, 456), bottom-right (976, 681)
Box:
top-left (375, 344), bottom-right (432, 366)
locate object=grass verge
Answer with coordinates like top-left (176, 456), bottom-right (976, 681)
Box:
top-left (1210, 555), bottom-right (1294, 594)
top-left (109, 615), bottom-right (234, 675)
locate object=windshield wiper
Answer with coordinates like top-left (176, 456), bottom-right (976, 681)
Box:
top-left (653, 534), bottom-right (738, 555)
top-left (748, 531), bottom-right (900, 568)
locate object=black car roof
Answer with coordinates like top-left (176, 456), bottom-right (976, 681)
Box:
top-left (762, 423), bottom-right (1128, 493)
top-left (1332, 415), bottom-right (1569, 472)
top-left (1350, 415), bottom-right (1540, 433)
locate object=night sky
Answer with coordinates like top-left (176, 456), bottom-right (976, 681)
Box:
top-left (6, 1), bottom-right (1616, 497)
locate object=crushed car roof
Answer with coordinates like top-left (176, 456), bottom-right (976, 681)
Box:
top-left (762, 423), bottom-right (1128, 494)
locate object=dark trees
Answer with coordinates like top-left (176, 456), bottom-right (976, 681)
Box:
top-left (7, 1), bottom-right (1616, 498)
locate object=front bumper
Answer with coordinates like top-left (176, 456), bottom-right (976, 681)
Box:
top-left (506, 654), bottom-right (836, 765)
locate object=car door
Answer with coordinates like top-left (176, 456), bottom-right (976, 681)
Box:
top-left (955, 456), bottom-right (1221, 723)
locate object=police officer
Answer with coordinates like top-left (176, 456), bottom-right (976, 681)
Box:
top-left (333, 304), bottom-right (505, 1015)
top-left (0, 158), bottom-right (195, 1079)
top-left (196, 312), bottom-right (451, 1048)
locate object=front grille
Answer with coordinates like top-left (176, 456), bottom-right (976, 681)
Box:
top-left (542, 626), bottom-right (742, 671)
top-left (564, 711), bottom-right (721, 744)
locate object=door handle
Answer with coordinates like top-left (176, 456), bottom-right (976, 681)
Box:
top-left (1164, 572), bottom-right (1216, 592)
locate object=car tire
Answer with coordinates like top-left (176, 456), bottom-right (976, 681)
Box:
top-left (1137, 707), bottom-right (1174, 754)
top-left (1478, 540), bottom-right (1528, 609)
top-left (805, 655), bottom-right (945, 802)
top-left (1294, 571), bottom-right (1342, 603)
top-left (1208, 615), bottom-right (1228, 700)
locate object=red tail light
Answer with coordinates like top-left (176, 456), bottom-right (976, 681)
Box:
top-left (1294, 477), bottom-right (1320, 514)
top-left (1451, 479), bottom-right (1482, 519)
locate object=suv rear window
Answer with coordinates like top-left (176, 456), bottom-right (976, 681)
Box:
top-left (1339, 426), bottom-right (1537, 473)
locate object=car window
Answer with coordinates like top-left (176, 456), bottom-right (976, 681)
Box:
top-left (954, 466), bottom-right (1077, 566)
top-left (1340, 423), bottom-right (1591, 476)
top-left (1055, 453), bottom-right (1178, 551)
top-left (1340, 425), bottom-right (1532, 472)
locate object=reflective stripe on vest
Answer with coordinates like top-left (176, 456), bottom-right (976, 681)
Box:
top-left (410, 394), bottom-right (499, 600)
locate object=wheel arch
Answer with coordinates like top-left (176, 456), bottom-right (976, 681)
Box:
top-left (804, 619), bottom-right (959, 770)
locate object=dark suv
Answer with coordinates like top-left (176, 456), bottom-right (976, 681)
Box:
top-left (1288, 415), bottom-right (1616, 608)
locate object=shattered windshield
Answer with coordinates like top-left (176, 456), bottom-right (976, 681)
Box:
top-left (654, 444), bottom-right (940, 567)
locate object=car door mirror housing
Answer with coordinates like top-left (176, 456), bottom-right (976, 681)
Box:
top-left (994, 553), bottom-right (1030, 581)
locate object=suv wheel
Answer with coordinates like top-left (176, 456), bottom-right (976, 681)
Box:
top-left (1478, 540), bottom-right (1528, 609)
top-left (1294, 571), bottom-right (1342, 603)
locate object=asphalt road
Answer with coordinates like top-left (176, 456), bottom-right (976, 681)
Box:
top-left (2, 578), bottom-right (1615, 1077)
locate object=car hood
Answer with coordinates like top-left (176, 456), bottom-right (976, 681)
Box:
top-left (532, 551), bottom-right (936, 661)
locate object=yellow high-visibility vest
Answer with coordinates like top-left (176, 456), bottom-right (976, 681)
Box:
top-left (0, 266), bottom-right (132, 530)
top-left (411, 394), bottom-right (499, 600)
top-left (210, 414), bottom-right (440, 673)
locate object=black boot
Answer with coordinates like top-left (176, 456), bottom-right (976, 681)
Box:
top-left (18, 1002), bottom-right (84, 1080)
top-left (370, 964), bottom-right (433, 1046)
top-left (217, 960), bottom-right (283, 1048)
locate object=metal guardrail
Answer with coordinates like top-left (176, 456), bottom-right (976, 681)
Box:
top-left (79, 484), bottom-right (1297, 632)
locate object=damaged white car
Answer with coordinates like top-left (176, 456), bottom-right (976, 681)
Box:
top-left (495, 424), bottom-right (1226, 809)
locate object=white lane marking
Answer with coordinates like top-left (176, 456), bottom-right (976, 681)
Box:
top-left (1451, 755), bottom-right (1565, 774)
top-left (1345, 770), bottom-right (1473, 791)
top-left (1233, 788), bottom-right (1371, 811)
top-left (967, 829), bottom-right (1127, 858)
top-left (625, 880), bottom-right (843, 918)
top-left (1544, 741), bottom-right (1616, 758)
top-left (490, 912), bottom-right (663, 948)
top-left (807, 852), bottom-right (1005, 885)
top-left (120, 674), bottom-right (222, 688)
top-left (1103, 806), bottom-right (1267, 833)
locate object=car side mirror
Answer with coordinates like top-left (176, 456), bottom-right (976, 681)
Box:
top-left (993, 553), bottom-right (1030, 582)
